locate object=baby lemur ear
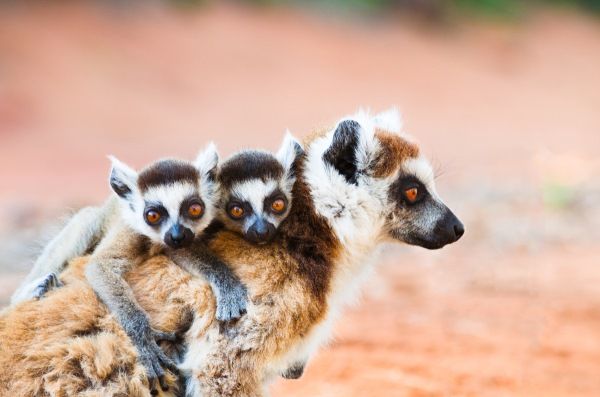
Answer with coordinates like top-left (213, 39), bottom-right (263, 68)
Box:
top-left (276, 131), bottom-right (304, 178)
top-left (195, 142), bottom-right (219, 182)
top-left (108, 155), bottom-right (138, 199)
top-left (323, 119), bottom-right (361, 185)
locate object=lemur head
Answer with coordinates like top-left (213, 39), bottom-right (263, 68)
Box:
top-left (307, 109), bottom-right (464, 249)
top-left (108, 144), bottom-right (219, 249)
top-left (216, 134), bottom-right (303, 245)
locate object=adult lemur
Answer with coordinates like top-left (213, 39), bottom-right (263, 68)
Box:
top-left (11, 145), bottom-right (249, 394)
top-left (178, 109), bottom-right (464, 396)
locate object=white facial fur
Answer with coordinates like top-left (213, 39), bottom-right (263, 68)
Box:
top-left (108, 144), bottom-right (219, 245)
top-left (226, 179), bottom-right (291, 235)
top-left (123, 181), bottom-right (213, 243)
top-left (216, 134), bottom-right (301, 242)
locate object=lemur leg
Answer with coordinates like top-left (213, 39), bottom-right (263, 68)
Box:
top-left (168, 241), bottom-right (248, 322)
top-left (11, 205), bottom-right (109, 304)
top-left (281, 361), bottom-right (306, 380)
top-left (85, 227), bottom-right (179, 395)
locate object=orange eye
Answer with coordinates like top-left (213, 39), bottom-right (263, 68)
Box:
top-left (405, 187), bottom-right (419, 203)
top-left (145, 210), bottom-right (161, 225)
top-left (188, 203), bottom-right (204, 219)
top-left (271, 199), bottom-right (286, 213)
top-left (229, 206), bottom-right (244, 219)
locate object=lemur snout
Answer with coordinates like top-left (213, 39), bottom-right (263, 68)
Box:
top-left (435, 211), bottom-right (464, 246)
top-left (246, 219), bottom-right (276, 245)
top-left (164, 224), bottom-right (194, 249)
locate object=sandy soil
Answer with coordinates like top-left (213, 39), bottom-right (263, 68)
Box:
top-left (0, 2), bottom-right (599, 396)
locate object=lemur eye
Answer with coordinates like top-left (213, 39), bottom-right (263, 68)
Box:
top-left (404, 187), bottom-right (419, 203)
top-left (271, 199), bottom-right (286, 213)
top-left (229, 206), bottom-right (244, 219)
top-left (145, 210), bottom-right (161, 225)
top-left (188, 203), bottom-right (204, 219)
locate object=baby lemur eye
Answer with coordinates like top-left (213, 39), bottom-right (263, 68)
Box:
top-left (229, 205), bottom-right (245, 219)
top-left (187, 203), bottom-right (204, 219)
top-left (145, 210), bottom-right (161, 225)
top-left (271, 198), bottom-right (286, 213)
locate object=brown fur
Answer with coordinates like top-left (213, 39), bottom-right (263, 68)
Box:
top-left (0, 255), bottom-right (210, 396)
top-left (0, 127), bottom-right (417, 397)
top-left (138, 159), bottom-right (200, 192)
top-left (371, 129), bottom-right (419, 177)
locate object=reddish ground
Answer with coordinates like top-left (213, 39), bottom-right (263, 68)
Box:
top-left (0, 3), bottom-right (599, 396)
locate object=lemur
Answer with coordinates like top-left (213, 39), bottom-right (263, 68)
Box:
top-left (14, 138), bottom-right (305, 381)
top-left (0, 109), bottom-right (465, 397)
top-left (176, 110), bottom-right (465, 396)
top-left (167, 137), bottom-right (306, 380)
top-left (10, 146), bottom-right (248, 395)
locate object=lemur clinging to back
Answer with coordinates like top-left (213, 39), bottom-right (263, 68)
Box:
top-left (12, 137), bottom-right (306, 385)
top-left (11, 145), bottom-right (249, 395)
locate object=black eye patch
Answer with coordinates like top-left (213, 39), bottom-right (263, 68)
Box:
top-left (264, 189), bottom-right (288, 211)
top-left (226, 199), bottom-right (253, 220)
top-left (263, 189), bottom-right (288, 215)
top-left (143, 201), bottom-right (169, 227)
top-left (389, 176), bottom-right (428, 207)
top-left (179, 195), bottom-right (205, 219)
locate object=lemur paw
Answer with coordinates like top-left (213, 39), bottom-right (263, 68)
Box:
top-left (31, 273), bottom-right (63, 300)
top-left (153, 330), bottom-right (179, 343)
top-left (137, 337), bottom-right (180, 395)
top-left (215, 282), bottom-right (248, 322)
top-left (281, 362), bottom-right (306, 380)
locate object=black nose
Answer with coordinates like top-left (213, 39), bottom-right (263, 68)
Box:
top-left (453, 222), bottom-right (465, 239)
top-left (246, 219), bottom-right (276, 245)
top-left (164, 224), bottom-right (194, 249)
top-left (443, 213), bottom-right (464, 243)
top-left (171, 225), bottom-right (185, 242)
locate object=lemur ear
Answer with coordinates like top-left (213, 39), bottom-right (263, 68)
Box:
top-left (195, 142), bottom-right (219, 182)
top-left (323, 119), bottom-right (361, 185)
top-left (276, 131), bottom-right (304, 177)
top-left (108, 156), bottom-right (138, 199)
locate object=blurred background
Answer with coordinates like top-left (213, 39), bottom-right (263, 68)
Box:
top-left (1, 1), bottom-right (599, 396)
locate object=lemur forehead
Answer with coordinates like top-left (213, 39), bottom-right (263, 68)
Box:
top-left (137, 159), bottom-right (200, 193)
top-left (370, 129), bottom-right (420, 178)
top-left (218, 150), bottom-right (284, 190)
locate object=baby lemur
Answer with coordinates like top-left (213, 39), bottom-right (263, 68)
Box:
top-left (11, 145), bottom-right (248, 395)
top-left (13, 137), bottom-right (306, 383)
top-left (169, 135), bottom-right (307, 380)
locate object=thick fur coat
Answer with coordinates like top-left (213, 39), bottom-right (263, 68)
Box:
top-left (0, 110), bottom-right (462, 397)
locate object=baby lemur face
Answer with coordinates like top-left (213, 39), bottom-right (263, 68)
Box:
top-left (217, 135), bottom-right (303, 245)
top-left (108, 144), bottom-right (219, 249)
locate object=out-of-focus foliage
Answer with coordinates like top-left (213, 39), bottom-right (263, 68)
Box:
top-left (233, 0), bottom-right (600, 16)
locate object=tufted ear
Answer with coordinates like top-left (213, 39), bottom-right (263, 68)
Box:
top-left (323, 119), bottom-right (361, 185)
top-left (195, 142), bottom-right (219, 182)
top-left (108, 156), bottom-right (138, 199)
top-left (276, 131), bottom-right (304, 178)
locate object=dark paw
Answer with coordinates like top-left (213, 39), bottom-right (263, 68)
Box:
top-left (215, 283), bottom-right (248, 322)
top-left (282, 362), bottom-right (306, 380)
top-left (137, 337), bottom-right (180, 395)
top-left (32, 273), bottom-right (63, 299)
